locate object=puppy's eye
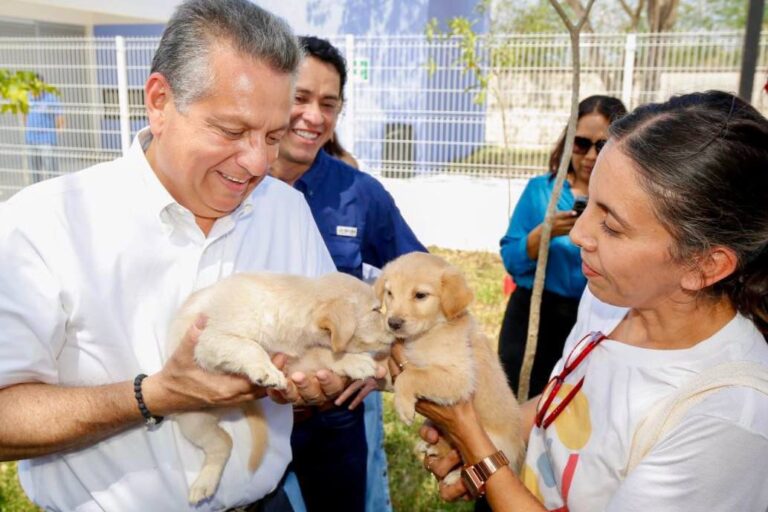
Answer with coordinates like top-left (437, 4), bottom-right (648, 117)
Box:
top-left (372, 305), bottom-right (382, 313)
top-left (386, 290), bottom-right (393, 297)
top-left (414, 292), bottom-right (428, 300)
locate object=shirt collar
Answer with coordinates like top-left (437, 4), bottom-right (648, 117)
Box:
top-left (131, 128), bottom-right (177, 221)
top-left (130, 128), bottom-right (254, 228)
top-left (295, 149), bottom-right (331, 195)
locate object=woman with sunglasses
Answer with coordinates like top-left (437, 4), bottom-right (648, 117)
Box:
top-left (393, 91), bottom-right (768, 511)
top-left (498, 95), bottom-right (627, 397)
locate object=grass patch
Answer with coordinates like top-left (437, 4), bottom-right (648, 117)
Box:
top-left (0, 462), bottom-right (39, 512)
top-left (0, 248), bottom-right (508, 512)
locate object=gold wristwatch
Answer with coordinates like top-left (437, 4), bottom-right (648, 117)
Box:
top-left (460, 450), bottom-right (509, 498)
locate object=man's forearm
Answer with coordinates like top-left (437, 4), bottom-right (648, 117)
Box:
top-left (0, 381), bottom-right (142, 461)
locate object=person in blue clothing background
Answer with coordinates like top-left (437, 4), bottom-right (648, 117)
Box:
top-left (497, 96), bottom-right (627, 397)
top-left (24, 75), bottom-right (64, 183)
top-left (271, 36), bottom-right (427, 512)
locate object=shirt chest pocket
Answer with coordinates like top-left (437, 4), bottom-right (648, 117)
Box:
top-left (325, 235), bottom-right (363, 275)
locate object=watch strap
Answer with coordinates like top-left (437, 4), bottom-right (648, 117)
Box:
top-left (461, 449), bottom-right (509, 497)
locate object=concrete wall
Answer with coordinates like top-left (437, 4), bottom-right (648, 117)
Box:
top-left (379, 175), bottom-right (529, 252)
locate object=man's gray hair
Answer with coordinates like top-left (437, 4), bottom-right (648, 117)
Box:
top-left (150, 0), bottom-right (300, 111)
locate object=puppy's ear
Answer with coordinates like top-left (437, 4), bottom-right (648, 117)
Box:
top-left (373, 271), bottom-right (387, 301)
top-left (315, 299), bottom-right (357, 352)
top-left (440, 267), bottom-right (473, 319)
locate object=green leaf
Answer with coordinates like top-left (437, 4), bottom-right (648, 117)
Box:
top-left (0, 69), bottom-right (59, 115)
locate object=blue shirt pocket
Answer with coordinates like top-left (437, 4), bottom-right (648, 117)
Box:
top-left (326, 235), bottom-right (363, 278)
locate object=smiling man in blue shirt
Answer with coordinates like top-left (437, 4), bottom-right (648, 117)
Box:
top-left (271, 36), bottom-right (426, 512)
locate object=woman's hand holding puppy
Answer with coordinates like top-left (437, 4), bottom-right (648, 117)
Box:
top-left (390, 343), bottom-right (545, 510)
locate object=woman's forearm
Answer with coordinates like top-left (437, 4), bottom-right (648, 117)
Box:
top-left (525, 225), bottom-right (543, 260)
top-left (485, 467), bottom-right (546, 512)
top-left (520, 395), bottom-right (540, 443)
top-left (452, 418), bottom-right (545, 512)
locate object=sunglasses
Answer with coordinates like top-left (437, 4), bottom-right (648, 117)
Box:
top-left (573, 136), bottom-right (607, 155)
top-left (535, 331), bottom-right (606, 429)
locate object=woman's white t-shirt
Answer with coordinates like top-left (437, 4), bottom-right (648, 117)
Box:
top-left (522, 289), bottom-right (768, 512)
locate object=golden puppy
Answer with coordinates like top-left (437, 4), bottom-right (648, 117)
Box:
top-left (375, 253), bottom-right (524, 482)
top-left (167, 271), bottom-right (394, 504)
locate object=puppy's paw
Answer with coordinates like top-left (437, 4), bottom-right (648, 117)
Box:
top-left (332, 353), bottom-right (377, 380)
top-left (188, 466), bottom-right (222, 504)
top-left (425, 444), bottom-right (444, 458)
top-left (443, 468), bottom-right (462, 486)
top-left (394, 392), bottom-right (417, 425)
top-left (246, 363), bottom-right (287, 390)
top-left (414, 439), bottom-right (430, 457)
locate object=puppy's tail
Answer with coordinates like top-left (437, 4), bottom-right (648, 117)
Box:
top-left (242, 400), bottom-right (269, 472)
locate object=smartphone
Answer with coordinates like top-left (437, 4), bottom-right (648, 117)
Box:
top-left (573, 196), bottom-right (588, 216)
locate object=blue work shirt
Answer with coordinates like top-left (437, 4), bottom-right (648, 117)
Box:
top-left (295, 150), bottom-right (427, 279)
top-left (500, 174), bottom-right (586, 299)
top-left (25, 92), bottom-right (61, 146)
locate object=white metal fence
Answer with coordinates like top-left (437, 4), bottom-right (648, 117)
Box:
top-left (1, 32), bottom-right (767, 199)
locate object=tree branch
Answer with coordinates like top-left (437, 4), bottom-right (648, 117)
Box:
top-left (564, 0), bottom-right (595, 32)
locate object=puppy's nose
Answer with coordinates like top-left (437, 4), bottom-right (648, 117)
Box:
top-left (387, 317), bottom-right (404, 331)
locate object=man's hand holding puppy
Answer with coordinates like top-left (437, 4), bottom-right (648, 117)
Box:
top-left (145, 317), bottom-right (278, 415)
top-left (156, 314), bottom-right (388, 411)
top-left (269, 365), bottom-right (388, 408)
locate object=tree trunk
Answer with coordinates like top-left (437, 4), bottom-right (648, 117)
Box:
top-left (518, 0), bottom-right (595, 401)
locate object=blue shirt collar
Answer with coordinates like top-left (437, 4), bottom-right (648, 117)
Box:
top-left (295, 149), bottom-right (333, 194)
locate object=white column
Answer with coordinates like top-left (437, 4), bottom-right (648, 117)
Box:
top-left (621, 33), bottom-right (637, 109)
top-left (344, 34), bottom-right (356, 156)
top-left (115, 36), bottom-right (131, 156)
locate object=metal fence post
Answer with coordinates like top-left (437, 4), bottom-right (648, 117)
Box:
top-left (115, 36), bottom-right (131, 156)
top-left (622, 33), bottom-right (637, 109)
top-left (344, 34), bottom-right (357, 157)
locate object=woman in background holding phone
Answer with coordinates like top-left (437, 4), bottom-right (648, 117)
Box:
top-left (497, 95), bottom-right (627, 398)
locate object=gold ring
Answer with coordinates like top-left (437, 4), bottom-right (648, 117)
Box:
top-left (397, 360), bottom-right (409, 371)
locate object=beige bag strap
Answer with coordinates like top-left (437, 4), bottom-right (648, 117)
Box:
top-left (625, 361), bottom-right (768, 476)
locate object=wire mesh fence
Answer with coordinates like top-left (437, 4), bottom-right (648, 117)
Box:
top-left (1, 31), bottom-right (766, 199)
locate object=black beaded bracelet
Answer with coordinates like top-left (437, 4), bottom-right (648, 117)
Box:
top-left (133, 373), bottom-right (164, 427)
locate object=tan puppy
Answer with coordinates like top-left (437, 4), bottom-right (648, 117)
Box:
top-left (375, 253), bottom-right (524, 483)
top-left (167, 271), bottom-right (394, 504)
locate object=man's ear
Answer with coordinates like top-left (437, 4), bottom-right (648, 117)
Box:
top-left (681, 246), bottom-right (738, 292)
top-left (440, 267), bottom-right (473, 319)
top-left (315, 299), bottom-right (357, 352)
top-left (145, 72), bottom-right (173, 138)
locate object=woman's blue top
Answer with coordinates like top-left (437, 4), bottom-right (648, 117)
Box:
top-left (499, 174), bottom-right (587, 299)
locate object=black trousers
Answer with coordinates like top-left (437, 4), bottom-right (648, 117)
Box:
top-left (290, 403), bottom-right (367, 512)
top-left (497, 286), bottom-right (580, 397)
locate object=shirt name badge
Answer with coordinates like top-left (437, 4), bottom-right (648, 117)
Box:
top-left (336, 226), bottom-right (358, 237)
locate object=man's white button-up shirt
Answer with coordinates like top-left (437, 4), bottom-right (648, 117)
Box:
top-left (0, 130), bottom-right (335, 511)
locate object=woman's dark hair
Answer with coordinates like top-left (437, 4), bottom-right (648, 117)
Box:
top-left (548, 95), bottom-right (628, 175)
top-left (610, 90), bottom-right (768, 334)
top-left (323, 132), bottom-right (346, 158)
top-left (298, 35), bottom-right (347, 102)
